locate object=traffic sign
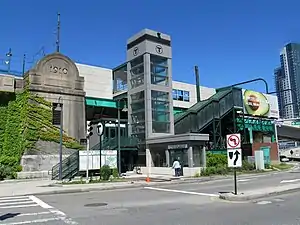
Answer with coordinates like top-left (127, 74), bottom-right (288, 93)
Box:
top-left (96, 122), bottom-right (104, 136)
top-left (226, 133), bottom-right (241, 149)
top-left (227, 149), bottom-right (242, 168)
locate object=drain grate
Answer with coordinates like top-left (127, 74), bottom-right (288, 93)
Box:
top-left (84, 203), bottom-right (108, 207)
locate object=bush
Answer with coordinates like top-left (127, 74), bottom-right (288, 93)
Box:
top-left (206, 153), bottom-right (227, 167)
top-left (201, 166), bottom-right (229, 176)
top-left (0, 165), bottom-right (15, 180)
top-left (112, 168), bottom-right (119, 178)
top-left (100, 165), bottom-right (111, 181)
top-left (241, 160), bottom-right (255, 171)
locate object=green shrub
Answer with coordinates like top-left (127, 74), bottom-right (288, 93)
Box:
top-left (206, 153), bottom-right (227, 167)
top-left (194, 171), bottom-right (201, 177)
top-left (241, 160), bottom-right (255, 171)
top-left (100, 165), bottom-right (111, 181)
top-left (0, 165), bottom-right (15, 180)
top-left (201, 167), bottom-right (213, 176)
top-left (112, 168), bottom-right (119, 178)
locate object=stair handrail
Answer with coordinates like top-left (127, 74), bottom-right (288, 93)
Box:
top-left (51, 151), bottom-right (79, 180)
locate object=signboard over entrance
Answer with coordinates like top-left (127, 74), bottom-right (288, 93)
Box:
top-left (168, 144), bottom-right (188, 150)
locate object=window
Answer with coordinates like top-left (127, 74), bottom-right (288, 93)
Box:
top-left (183, 91), bottom-right (190, 101)
top-left (151, 90), bottom-right (170, 133)
top-left (172, 89), bottom-right (190, 102)
top-left (150, 55), bottom-right (168, 86)
top-left (130, 56), bottom-right (144, 88)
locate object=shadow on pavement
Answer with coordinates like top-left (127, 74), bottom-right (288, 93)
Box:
top-left (0, 213), bottom-right (20, 221)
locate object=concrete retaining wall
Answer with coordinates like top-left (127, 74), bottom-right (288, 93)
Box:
top-left (140, 167), bottom-right (202, 177)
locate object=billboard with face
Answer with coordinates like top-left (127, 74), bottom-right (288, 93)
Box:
top-left (242, 89), bottom-right (279, 119)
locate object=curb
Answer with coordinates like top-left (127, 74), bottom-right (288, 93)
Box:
top-left (219, 186), bottom-right (300, 201)
top-left (33, 177), bottom-right (222, 196)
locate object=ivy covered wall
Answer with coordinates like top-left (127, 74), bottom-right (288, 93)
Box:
top-left (0, 90), bottom-right (82, 170)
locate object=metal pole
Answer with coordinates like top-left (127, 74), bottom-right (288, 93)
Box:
top-left (195, 66), bottom-right (201, 102)
top-left (234, 169), bottom-right (237, 195)
top-left (59, 105), bottom-right (63, 180)
top-left (233, 110), bottom-right (238, 195)
top-left (6, 48), bottom-right (12, 74)
top-left (117, 105), bottom-right (121, 175)
top-left (99, 134), bottom-right (102, 178)
top-left (219, 78), bottom-right (269, 94)
top-left (56, 12), bottom-right (61, 52)
top-left (86, 137), bottom-right (90, 183)
top-left (274, 123), bottom-right (280, 162)
top-left (22, 54), bottom-right (26, 76)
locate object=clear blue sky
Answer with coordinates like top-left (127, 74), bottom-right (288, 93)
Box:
top-left (1, 0), bottom-right (300, 92)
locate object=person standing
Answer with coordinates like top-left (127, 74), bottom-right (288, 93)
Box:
top-left (172, 158), bottom-right (181, 177)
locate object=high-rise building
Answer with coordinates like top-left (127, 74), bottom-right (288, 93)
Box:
top-left (274, 43), bottom-right (300, 119)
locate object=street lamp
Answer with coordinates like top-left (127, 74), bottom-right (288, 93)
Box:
top-left (54, 99), bottom-right (63, 180)
top-left (117, 98), bottom-right (128, 175)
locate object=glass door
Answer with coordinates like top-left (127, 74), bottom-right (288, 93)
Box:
top-left (169, 149), bottom-right (188, 167)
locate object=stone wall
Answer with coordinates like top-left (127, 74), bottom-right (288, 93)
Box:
top-left (20, 140), bottom-right (78, 172)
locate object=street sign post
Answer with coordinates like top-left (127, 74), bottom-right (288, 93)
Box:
top-left (226, 133), bottom-right (242, 195)
top-left (97, 122), bottom-right (104, 176)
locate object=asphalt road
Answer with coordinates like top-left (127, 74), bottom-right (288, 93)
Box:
top-left (36, 186), bottom-right (300, 225)
top-left (1, 169), bottom-right (300, 224)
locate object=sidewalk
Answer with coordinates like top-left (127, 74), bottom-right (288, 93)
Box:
top-left (219, 183), bottom-right (300, 201)
top-left (0, 175), bottom-right (225, 197)
top-left (0, 169), bottom-right (293, 198)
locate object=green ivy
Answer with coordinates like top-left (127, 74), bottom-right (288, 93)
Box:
top-left (0, 89), bottom-right (83, 168)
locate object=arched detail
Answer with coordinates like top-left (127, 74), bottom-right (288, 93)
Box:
top-left (34, 52), bottom-right (80, 80)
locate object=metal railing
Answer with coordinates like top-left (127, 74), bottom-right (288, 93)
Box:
top-left (102, 136), bottom-right (139, 150)
top-left (51, 151), bottom-right (79, 180)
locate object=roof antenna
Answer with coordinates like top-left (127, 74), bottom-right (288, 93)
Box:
top-left (56, 12), bottom-right (61, 52)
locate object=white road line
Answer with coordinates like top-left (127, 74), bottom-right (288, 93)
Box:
top-left (14, 212), bottom-right (52, 217)
top-left (144, 187), bottom-right (218, 197)
top-left (280, 178), bottom-right (300, 184)
top-left (0, 198), bottom-right (29, 203)
top-left (0, 217), bottom-right (64, 225)
top-left (28, 195), bottom-right (53, 209)
top-left (238, 179), bottom-right (253, 182)
top-left (0, 200), bottom-right (33, 206)
top-left (0, 204), bottom-right (38, 209)
top-left (0, 196), bottom-right (29, 201)
top-left (28, 195), bottom-right (79, 224)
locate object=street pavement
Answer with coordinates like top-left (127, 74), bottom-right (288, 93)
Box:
top-left (37, 184), bottom-right (300, 225)
top-left (0, 168), bottom-right (300, 224)
top-left (149, 169), bottom-right (300, 195)
top-left (0, 195), bottom-right (76, 224)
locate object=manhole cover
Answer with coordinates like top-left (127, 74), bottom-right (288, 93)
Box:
top-left (84, 203), bottom-right (108, 207)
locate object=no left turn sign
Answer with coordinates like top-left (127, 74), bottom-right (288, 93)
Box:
top-left (226, 133), bottom-right (241, 149)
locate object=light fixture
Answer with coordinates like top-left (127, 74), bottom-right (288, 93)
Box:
top-left (54, 103), bottom-right (62, 111)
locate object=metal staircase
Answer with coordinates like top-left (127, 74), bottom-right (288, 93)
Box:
top-left (174, 87), bottom-right (244, 148)
top-left (91, 136), bottom-right (139, 150)
top-left (51, 151), bottom-right (79, 180)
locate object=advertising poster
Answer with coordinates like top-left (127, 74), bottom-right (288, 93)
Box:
top-left (242, 89), bottom-right (279, 118)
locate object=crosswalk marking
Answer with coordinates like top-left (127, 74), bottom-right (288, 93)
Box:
top-left (0, 196), bottom-right (29, 200)
top-left (0, 217), bottom-right (64, 225)
top-left (0, 195), bottom-right (78, 224)
top-left (0, 204), bottom-right (38, 209)
top-left (0, 198), bottom-right (29, 203)
top-left (0, 200), bottom-right (33, 206)
top-left (13, 212), bottom-right (52, 217)
top-left (0, 196), bottom-right (37, 209)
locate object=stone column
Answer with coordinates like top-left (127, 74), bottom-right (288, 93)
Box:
top-left (165, 149), bottom-right (170, 167)
top-left (201, 146), bottom-right (207, 167)
top-left (188, 146), bottom-right (194, 167)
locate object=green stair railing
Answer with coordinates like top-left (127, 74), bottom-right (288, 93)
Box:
top-left (102, 136), bottom-right (139, 150)
top-left (51, 151), bottom-right (79, 180)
